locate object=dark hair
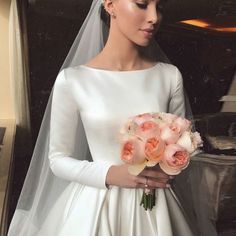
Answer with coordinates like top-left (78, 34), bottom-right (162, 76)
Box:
top-left (100, 4), bottom-right (110, 27)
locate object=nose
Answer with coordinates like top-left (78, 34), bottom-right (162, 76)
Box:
top-left (147, 4), bottom-right (159, 25)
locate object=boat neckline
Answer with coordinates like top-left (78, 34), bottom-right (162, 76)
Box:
top-left (79, 62), bottom-right (162, 73)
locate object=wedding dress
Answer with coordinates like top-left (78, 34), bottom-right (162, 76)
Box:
top-left (31, 62), bottom-right (194, 236)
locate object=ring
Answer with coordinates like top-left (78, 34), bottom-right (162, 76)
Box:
top-left (145, 177), bottom-right (148, 188)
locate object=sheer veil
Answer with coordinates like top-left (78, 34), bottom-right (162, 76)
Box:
top-left (8, 0), bottom-right (202, 235)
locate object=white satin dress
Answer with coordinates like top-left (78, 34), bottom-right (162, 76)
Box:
top-left (39, 62), bottom-right (194, 236)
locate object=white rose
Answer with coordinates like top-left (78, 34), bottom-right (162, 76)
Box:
top-left (177, 131), bottom-right (202, 153)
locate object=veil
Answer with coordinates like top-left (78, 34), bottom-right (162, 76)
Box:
top-left (8, 0), bottom-right (213, 235)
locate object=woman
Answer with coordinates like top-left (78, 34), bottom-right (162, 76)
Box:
top-left (8, 0), bottom-right (196, 235)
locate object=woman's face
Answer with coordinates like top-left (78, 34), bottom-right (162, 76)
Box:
top-left (111, 0), bottom-right (162, 46)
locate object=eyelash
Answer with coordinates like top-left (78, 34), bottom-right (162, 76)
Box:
top-left (136, 3), bottom-right (148, 9)
top-left (136, 2), bottom-right (164, 12)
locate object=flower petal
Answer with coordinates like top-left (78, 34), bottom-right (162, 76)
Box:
top-left (159, 162), bottom-right (181, 175)
top-left (128, 162), bottom-right (146, 175)
top-left (146, 160), bottom-right (158, 167)
top-left (177, 131), bottom-right (194, 153)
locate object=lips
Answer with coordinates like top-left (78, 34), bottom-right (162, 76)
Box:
top-left (141, 28), bottom-right (155, 38)
top-left (140, 28), bottom-right (155, 38)
top-left (142, 28), bottom-right (155, 32)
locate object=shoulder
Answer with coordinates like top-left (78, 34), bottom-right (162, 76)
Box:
top-left (59, 66), bottom-right (86, 79)
top-left (156, 62), bottom-right (183, 83)
top-left (53, 66), bottom-right (82, 91)
top-left (54, 66), bottom-right (90, 86)
top-left (152, 63), bottom-right (183, 95)
top-left (155, 62), bottom-right (181, 74)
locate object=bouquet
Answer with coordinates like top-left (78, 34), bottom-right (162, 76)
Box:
top-left (120, 112), bottom-right (203, 210)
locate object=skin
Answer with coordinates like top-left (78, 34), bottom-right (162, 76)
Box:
top-left (87, 0), bottom-right (172, 189)
top-left (87, 0), bottom-right (162, 71)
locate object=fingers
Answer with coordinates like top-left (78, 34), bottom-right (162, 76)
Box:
top-left (133, 175), bottom-right (170, 189)
top-left (150, 165), bottom-right (173, 176)
top-left (137, 167), bottom-right (176, 189)
top-left (140, 168), bottom-right (171, 180)
top-left (112, 164), bottom-right (174, 190)
top-left (145, 177), bottom-right (170, 189)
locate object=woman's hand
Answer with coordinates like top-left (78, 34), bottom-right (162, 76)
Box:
top-left (106, 164), bottom-right (173, 189)
top-left (139, 165), bottom-right (173, 189)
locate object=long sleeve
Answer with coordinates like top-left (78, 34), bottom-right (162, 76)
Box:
top-left (168, 67), bottom-right (186, 117)
top-left (49, 70), bottom-right (112, 189)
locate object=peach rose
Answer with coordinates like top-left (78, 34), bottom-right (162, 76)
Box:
top-left (145, 137), bottom-right (165, 163)
top-left (127, 136), bottom-right (165, 176)
top-left (136, 121), bottom-right (160, 140)
top-left (121, 137), bottom-right (145, 165)
top-left (159, 144), bottom-right (190, 175)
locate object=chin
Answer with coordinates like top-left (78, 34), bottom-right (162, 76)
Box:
top-left (136, 40), bottom-right (152, 47)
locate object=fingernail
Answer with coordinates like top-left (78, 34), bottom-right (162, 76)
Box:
top-left (166, 184), bottom-right (171, 188)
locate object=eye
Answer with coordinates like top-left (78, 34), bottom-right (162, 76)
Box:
top-left (136, 3), bottom-right (148, 9)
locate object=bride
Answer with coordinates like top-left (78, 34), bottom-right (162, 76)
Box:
top-left (8, 0), bottom-right (198, 235)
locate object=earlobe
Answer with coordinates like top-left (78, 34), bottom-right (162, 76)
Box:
top-left (103, 0), bottom-right (115, 18)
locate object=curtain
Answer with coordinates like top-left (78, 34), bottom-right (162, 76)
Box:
top-left (9, 0), bottom-right (31, 152)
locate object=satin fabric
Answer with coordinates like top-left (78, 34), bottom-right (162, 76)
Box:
top-left (24, 63), bottom-right (194, 235)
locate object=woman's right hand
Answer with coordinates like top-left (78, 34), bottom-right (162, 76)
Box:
top-left (106, 164), bottom-right (172, 189)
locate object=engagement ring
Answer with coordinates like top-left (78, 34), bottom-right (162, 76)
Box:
top-left (145, 177), bottom-right (149, 188)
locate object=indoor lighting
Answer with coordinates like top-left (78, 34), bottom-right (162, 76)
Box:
top-left (180, 19), bottom-right (236, 33)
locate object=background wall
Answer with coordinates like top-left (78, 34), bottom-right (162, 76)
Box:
top-left (0, 0), bottom-right (15, 119)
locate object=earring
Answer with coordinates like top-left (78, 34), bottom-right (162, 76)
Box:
top-left (111, 12), bottom-right (116, 18)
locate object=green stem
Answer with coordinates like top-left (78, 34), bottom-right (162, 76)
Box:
top-left (140, 190), bottom-right (157, 211)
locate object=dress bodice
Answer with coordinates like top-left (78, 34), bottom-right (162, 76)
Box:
top-left (8, 62), bottom-right (194, 236)
top-left (67, 63), bottom-right (183, 165)
top-left (48, 62), bottom-right (185, 188)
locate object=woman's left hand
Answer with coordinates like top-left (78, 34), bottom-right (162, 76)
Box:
top-left (138, 165), bottom-right (174, 189)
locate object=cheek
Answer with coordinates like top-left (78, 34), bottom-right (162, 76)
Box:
top-left (117, 3), bottom-right (144, 28)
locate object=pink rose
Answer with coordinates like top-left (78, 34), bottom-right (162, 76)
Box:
top-left (120, 118), bottom-right (136, 135)
top-left (154, 112), bottom-right (178, 124)
top-left (160, 124), bottom-right (180, 144)
top-left (172, 117), bottom-right (191, 134)
top-left (133, 113), bottom-right (154, 125)
top-left (121, 137), bottom-right (145, 165)
top-left (159, 144), bottom-right (190, 175)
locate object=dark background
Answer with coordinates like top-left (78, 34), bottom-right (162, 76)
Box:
top-left (8, 0), bottom-right (236, 234)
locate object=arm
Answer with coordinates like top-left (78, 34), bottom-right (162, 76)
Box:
top-left (49, 70), bottom-right (170, 190)
top-left (49, 70), bottom-right (111, 189)
top-left (168, 67), bottom-right (186, 117)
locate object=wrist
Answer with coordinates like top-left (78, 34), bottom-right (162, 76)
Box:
top-left (105, 165), bottom-right (118, 187)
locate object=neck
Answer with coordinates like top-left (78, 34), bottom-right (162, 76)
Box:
top-left (100, 26), bottom-right (144, 71)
